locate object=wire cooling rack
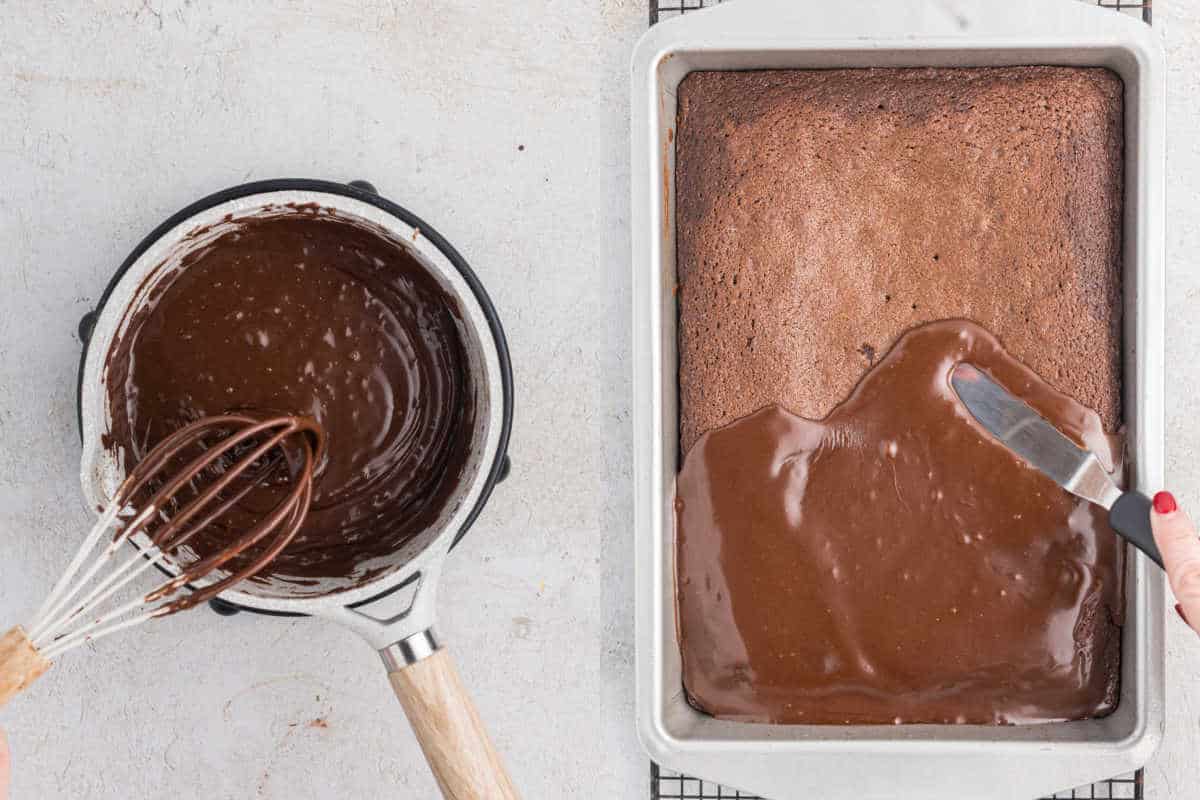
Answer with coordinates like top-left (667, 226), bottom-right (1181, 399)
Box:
top-left (651, 764), bottom-right (1144, 800)
top-left (648, 0), bottom-right (1151, 798)
top-left (650, 0), bottom-right (1151, 24)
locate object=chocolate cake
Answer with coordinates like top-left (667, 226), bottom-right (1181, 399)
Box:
top-left (676, 67), bottom-right (1124, 454)
top-left (674, 67), bottom-right (1125, 724)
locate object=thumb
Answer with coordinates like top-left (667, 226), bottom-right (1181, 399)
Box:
top-left (1149, 491), bottom-right (1200, 635)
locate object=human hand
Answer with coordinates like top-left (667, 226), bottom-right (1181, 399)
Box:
top-left (1150, 491), bottom-right (1200, 636)
top-left (0, 726), bottom-right (10, 800)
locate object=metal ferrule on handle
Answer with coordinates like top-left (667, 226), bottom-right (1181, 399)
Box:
top-left (380, 628), bottom-right (441, 668)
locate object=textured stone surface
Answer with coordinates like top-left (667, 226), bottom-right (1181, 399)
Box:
top-left (0, 1), bottom-right (1196, 799)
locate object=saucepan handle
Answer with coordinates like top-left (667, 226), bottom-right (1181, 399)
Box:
top-left (1109, 492), bottom-right (1164, 569)
top-left (383, 632), bottom-right (519, 799)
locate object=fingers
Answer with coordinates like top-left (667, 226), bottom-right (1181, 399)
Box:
top-left (0, 726), bottom-right (9, 800)
top-left (1150, 491), bottom-right (1200, 636)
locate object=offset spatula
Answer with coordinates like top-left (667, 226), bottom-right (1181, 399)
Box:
top-left (951, 363), bottom-right (1163, 569)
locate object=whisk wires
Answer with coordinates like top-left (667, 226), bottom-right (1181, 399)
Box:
top-left (27, 414), bottom-right (322, 660)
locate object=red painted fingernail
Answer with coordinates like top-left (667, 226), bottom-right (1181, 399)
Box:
top-left (1176, 603), bottom-right (1189, 625)
top-left (1153, 491), bottom-right (1178, 515)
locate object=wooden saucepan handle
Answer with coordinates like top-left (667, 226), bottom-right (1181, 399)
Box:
top-left (387, 647), bottom-right (519, 799)
top-left (0, 626), bottom-right (51, 708)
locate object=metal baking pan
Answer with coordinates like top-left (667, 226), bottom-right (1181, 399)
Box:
top-left (630, 1), bottom-right (1165, 798)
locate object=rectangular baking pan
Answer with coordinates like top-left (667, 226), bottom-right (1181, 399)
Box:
top-left (630, 1), bottom-right (1165, 798)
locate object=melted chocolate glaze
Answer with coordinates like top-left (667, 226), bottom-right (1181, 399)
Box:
top-left (104, 208), bottom-right (474, 593)
top-left (676, 320), bottom-right (1124, 725)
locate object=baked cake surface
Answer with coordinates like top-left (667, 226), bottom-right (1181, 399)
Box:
top-left (676, 67), bottom-right (1124, 454)
top-left (674, 67), bottom-right (1125, 724)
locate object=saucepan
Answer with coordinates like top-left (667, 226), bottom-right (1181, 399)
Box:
top-left (76, 178), bottom-right (517, 799)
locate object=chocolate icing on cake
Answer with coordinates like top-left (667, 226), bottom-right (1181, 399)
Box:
top-left (676, 321), bottom-right (1124, 724)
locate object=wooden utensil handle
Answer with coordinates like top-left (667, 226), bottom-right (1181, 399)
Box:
top-left (0, 626), bottom-right (50, 708)
top-left (387, 647), bottom-right (518, 799)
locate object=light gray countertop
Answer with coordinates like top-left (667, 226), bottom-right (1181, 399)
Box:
top-left (0, 1), bottom-right (1196, 798)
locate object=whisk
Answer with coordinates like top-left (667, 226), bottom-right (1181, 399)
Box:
top-left (0, 413), bottom-right (324, 706)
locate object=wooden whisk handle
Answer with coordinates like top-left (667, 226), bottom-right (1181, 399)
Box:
top-left (0, 626), bottom-right (51, 708)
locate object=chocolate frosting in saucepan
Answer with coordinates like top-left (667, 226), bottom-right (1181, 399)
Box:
top-left (103, 207), bottom-right (474, 592)
top-left (676, 320), bottom-right (1124, 725)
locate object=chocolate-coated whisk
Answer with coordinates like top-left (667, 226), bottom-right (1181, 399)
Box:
top-left (1, 414), bottom-right (323, 705)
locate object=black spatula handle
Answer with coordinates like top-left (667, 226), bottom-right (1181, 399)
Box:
top-left (1109, 491), bottom-right (1164, 569)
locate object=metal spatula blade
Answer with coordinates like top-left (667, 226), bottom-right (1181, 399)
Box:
top-left (951, 363), bottom-right (1163, 568)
